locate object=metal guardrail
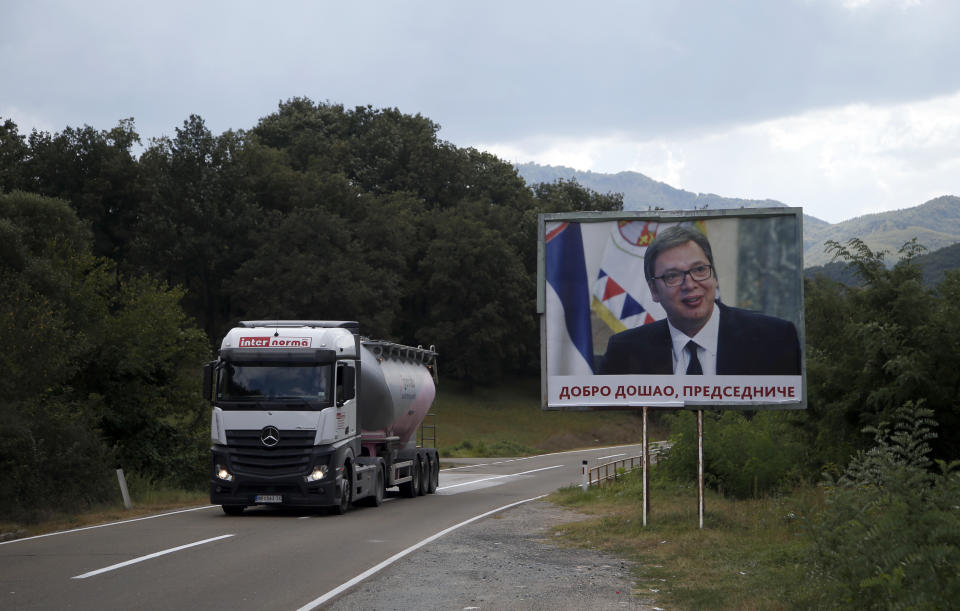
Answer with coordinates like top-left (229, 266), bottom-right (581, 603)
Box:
top-left (587, 441), bottom-right (670, 488)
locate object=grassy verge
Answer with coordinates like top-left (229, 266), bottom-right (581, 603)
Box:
top-left (548, 472), bottom-right (820, 609)
top-left (0, 481), bottom-right (208, 541)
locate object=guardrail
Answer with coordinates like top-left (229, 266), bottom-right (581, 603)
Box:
top-left (587, 441), bottom-right (670, 488)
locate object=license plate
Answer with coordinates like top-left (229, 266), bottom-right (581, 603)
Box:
top-left (255, 494), bottom-right (282, 504)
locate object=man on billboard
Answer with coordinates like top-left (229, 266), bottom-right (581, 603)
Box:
top-left (599, 225), bottom-right (801, 376)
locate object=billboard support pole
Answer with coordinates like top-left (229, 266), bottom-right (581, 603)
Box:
top-left (642, 405), bottom-right (649, 526)
top-left (697, 410), bottom-right (704, 529)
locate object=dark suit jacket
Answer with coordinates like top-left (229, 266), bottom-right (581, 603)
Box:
top-left (599, 302), bottom-right (801, 375)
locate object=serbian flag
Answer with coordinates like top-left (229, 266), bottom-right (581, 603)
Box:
top-left (545, 222), bottom-right (594, 375)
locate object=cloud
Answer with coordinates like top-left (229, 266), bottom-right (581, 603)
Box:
top-left (3, 1), bottom-right (959, 223)
top-left (477, 90), bottom-right (960, 223)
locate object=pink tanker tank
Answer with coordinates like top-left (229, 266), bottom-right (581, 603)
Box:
top-left (358, 340), bottom-right (437, 449)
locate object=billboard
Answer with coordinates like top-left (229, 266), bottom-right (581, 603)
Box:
top-left (539, 208), bottom-right (805, 410)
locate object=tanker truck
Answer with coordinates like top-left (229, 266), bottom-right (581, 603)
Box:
top-left (201, 320), bottom-right (439, 515)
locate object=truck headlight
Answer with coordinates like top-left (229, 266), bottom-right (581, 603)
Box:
top-left (305, 465), bottom-right (328, 482)
top-left (215, 463), bottom-right (234, 482)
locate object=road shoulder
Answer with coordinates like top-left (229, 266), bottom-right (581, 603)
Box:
top-left (324, 500), bottom-right (656, 610)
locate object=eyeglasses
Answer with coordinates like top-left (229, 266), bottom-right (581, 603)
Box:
top-left (653, 264), bottom-right (713, 287)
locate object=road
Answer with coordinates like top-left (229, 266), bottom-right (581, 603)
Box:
top-left (0, 444), bottom-right (646, 610)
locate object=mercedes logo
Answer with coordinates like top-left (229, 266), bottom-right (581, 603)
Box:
top-left (260, 426), bottom-right (280, 448)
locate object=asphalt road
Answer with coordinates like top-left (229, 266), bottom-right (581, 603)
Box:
top-left (1, 444), bottom-right (646, 610)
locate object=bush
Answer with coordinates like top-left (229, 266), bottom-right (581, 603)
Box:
top-left (659, 410), bottom-right (807, 498)
top-left (804, 402), bottom-right (960, 608)
top-left (0, 398), bottom-right (115, 521)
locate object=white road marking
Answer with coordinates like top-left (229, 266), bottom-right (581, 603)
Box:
top-left (296, 495), bottom-right (548, 610)
top-left (441, 443), bottom-right (645, 471)
top-left (596, 453), bottom-right (626, 461)
top-left (0, 506), bottom-right (218, 546)
top-left (436, 465), bottom-right (564, 491)
top-left (71, 534), bottom-right (234, 579)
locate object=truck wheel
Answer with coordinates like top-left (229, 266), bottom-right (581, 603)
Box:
top-left (418, 455), bottom-right (429, 496)
top-left (400, 458), bottom-right (420, 498)
top-left (222, 505), bottom-right (245, 516)
top-left (427, 453), bottom-right (438, 494)
top-left (363, 466), bottom-right (384, 507)
top-left (332, 471), bottom-right (352, 515)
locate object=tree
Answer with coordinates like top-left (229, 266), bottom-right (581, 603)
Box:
top-left (0, 191), bottom-right (209, 520)
top-left (0, 118), bottom-right (29, 192)
top-left (22, 119), bottom-right (143, 262)
top-left (416, 201), bottom-right (533, 382)
top-left (132, 115), bottom-right (260, 341)
top-left (803, 237), bottom-right (959, 463)
top-left (231, 192), bottom-right (422, 340)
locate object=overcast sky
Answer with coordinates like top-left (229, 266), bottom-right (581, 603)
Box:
top-left (3, 0), bottom-right (958, 223)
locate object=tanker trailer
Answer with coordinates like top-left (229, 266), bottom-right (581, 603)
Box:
top-left (202, 320), bottom-right (439, 515)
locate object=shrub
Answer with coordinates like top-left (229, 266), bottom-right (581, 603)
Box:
top-left (804, 402), bottom-right (960, 608)
top-left (658, 410), bottom-right (807, 497)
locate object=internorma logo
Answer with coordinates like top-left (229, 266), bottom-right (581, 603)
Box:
top-left (239, 336), bottom-right (313, 348)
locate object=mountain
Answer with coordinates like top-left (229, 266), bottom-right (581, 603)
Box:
top-left (516, 162), bottom-right (789, 212)
top-left (806, 240), bottom-right (960, 287)
top-left (802, 196), bottom-right (960, 267)
top-left (516, 163), bottom-right (960, 269)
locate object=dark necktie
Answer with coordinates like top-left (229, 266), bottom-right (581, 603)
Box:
top-left (685, 341), bottom-right (703, 375)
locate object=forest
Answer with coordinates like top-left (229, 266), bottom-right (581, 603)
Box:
top-left (0, 99), bottom-right (621, 518)
top-left (1, 98), bottom-right (958, 538)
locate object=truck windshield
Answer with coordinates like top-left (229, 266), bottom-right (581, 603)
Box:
top-left (217, 363), bottom-right (333, 408)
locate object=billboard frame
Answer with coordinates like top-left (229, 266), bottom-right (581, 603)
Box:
top-left (538, 207), bottom-right (806, 411)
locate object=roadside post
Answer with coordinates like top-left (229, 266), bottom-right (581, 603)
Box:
top-left (581, 460), bottom-right (588, 491)
top-left (697, 411), bottom-right (704, 529)
top-left (642, 406), bottom-right (649, 526)
top-left (116, 468), bottom-right (132, 510)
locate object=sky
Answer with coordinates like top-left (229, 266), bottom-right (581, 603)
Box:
top-left (2, 0), bottom-right (959, 224)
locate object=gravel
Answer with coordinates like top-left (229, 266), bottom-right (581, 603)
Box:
top-left (324, 500), bottom-right (657, 610)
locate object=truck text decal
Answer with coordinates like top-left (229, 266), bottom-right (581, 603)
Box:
top-left (238, 336), bottom-right (313, 348)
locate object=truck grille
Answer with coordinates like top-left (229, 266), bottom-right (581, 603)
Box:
top-left (225, 429), bottom-right (316, 477)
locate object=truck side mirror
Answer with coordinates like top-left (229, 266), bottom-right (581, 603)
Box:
top-left (202, 362), bottom-right (215, 403)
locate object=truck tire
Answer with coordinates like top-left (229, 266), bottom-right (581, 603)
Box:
top-left (332, 470), bottom-right (352, 515)
top-left (427, 453), bottom-right (438, 494)
top-left (418, 455), bottom-right (429, 496)
top-left (222, 505), bottom-right (245, 516)
top-left (400, 458), bottom-right (420, 498)
top-left (362, 466), bottom-right (385, 507)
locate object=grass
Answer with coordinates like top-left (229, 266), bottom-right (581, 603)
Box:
top-left (548, 471), bottom-right (821, 610)
top-left (0, 477), bottom-right (208, 540)
top-left (435, 376), bottom-right (668, 456)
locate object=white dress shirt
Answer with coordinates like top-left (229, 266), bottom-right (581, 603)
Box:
top-left (666, 302), bottom-right (721, 375)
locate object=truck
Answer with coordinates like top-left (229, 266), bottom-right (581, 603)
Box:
top-left (202, 320), bottom-right (439, 515)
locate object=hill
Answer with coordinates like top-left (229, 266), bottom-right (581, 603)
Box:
top-left (515, 163), bottom-right (960, 268)
top-left (806, 239), bottom-right (960, 287)
top-left (802, 196), bottom-right (960, 267)
top-left (516, 162), bottom-right (789, 212)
